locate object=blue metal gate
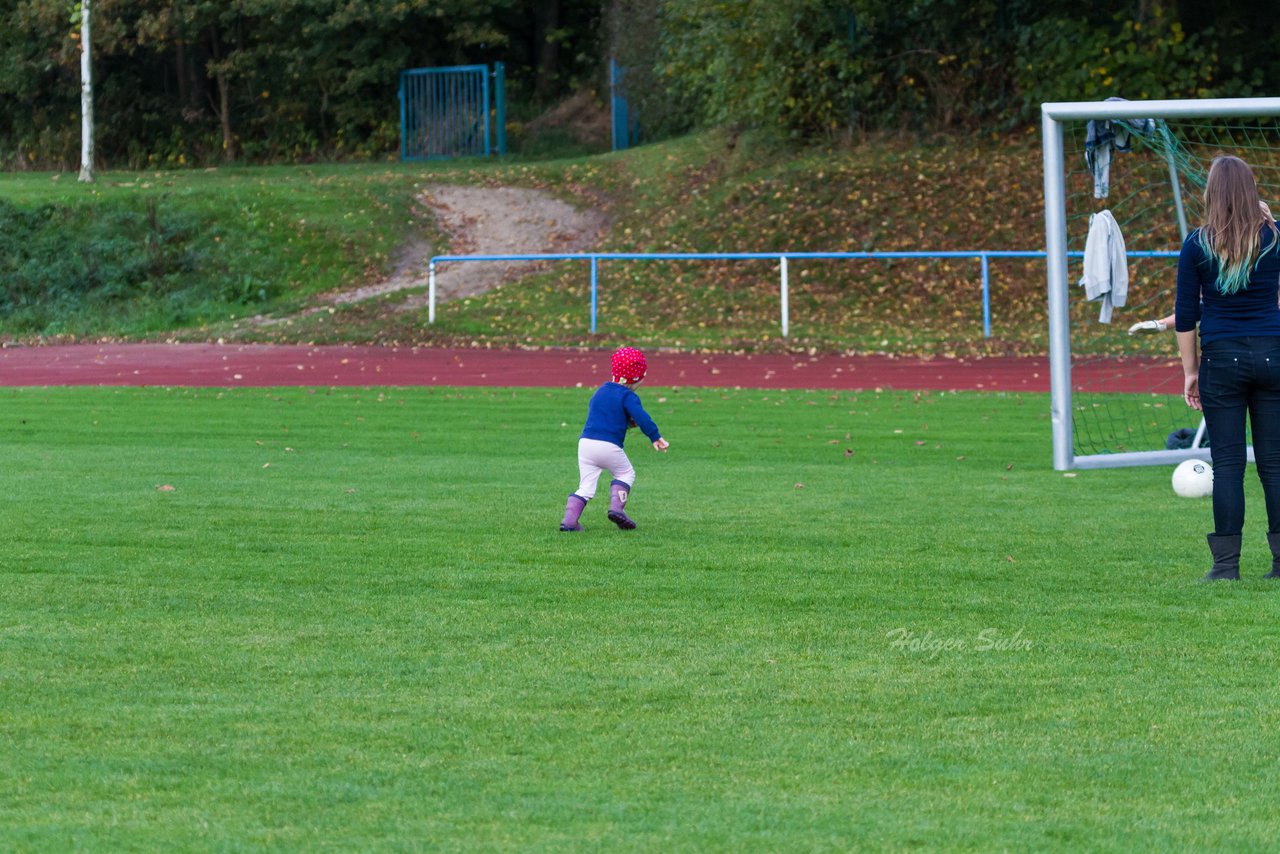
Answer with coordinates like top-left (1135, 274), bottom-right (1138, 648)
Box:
top-left (399, 63), bottom-right (506, 159)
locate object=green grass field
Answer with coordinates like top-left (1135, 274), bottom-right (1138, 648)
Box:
top-left (3, 384), bottom-right (1279, 850)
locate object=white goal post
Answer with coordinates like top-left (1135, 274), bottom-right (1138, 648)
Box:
top-left (1042, 97), bottom-right (1280, 471)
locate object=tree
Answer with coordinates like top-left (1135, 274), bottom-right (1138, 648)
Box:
top-left (1, 0), bottom-right (609, 167)
top-left (659, 0), bottom-right (864, 139)
top-left (533, 0), bottom-right (560, 103)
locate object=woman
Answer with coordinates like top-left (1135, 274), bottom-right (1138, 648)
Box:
top-left (1176, 155), bottom-right (1280, 580)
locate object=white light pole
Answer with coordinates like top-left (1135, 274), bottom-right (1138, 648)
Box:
top-left (78, 0), bottom-right (94, 183)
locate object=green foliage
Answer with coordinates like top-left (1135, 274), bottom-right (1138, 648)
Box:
top-left (649, 0), bottom-right (1278, 137)
top-left (857, 0), bottom-right (1034, 130)
top-left (0, 0), bottom-right (601, 168)
top-left (0, 197), bottom-right (211, 332)
top-left (1012, 8), bottom-right (1259, 111)
top-left (658, 0), bottom-right (864, 139)
top-left (606, 0), bottom-right (695, 142)
top-left (3, 0), bottom-right (1278, 160)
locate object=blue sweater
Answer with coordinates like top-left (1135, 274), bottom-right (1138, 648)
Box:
top-left (580, 383), bottom-right (661, 448)
top-left (1175, 224), bottom-right (1280, 343)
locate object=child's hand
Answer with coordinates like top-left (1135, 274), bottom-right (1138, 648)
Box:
top-left (1127, 319), bottom-right (1167, 334)
top-left (653, 438), bottom-right (669, 452)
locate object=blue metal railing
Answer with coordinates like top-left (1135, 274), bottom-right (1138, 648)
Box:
top-left (426, 250), bottom-right (1180, 338)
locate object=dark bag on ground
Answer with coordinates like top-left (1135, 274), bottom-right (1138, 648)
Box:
top-left (1166, 427), bottom-right (1207, 450)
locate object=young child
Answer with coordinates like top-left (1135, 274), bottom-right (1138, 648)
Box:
top-left (560, 347), bottom-right (669, 531)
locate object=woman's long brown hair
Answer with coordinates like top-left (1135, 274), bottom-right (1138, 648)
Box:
top-left (1199, 155), bottom-right (1280, 294)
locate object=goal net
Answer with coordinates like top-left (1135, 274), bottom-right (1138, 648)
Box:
top-left (1042, 98), bottom-right (1280, 470)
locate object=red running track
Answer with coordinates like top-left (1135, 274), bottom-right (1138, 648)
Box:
top-left (0, 343), bottom-right (1181, 393)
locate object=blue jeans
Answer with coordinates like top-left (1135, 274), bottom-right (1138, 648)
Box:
top-left (1200, 337), bottom-right (1280, 535)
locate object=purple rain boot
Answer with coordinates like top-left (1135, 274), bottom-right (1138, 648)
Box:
top-left (560, 494), bottom-right (587, 532)
top-left (607, 479), bottom-right (637, 530)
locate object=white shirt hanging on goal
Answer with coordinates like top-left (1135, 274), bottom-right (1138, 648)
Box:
top-left (1079, 210), bottom-right (1128, 324)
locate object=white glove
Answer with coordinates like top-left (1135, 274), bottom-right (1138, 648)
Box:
top-left (1127, 319), bottom-right (1167, 335)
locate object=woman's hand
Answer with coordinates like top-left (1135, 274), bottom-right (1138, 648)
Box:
top-left (653, 438), bottom-right (669, 452)
top-left (1185, 372), bottom-right (1202, 411)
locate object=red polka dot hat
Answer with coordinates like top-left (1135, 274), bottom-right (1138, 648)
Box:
top-left (611, 347), bottom-right (647, 384)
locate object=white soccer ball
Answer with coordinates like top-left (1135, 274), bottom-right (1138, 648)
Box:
top-left (1172, 459), bottom-right (1213, 498)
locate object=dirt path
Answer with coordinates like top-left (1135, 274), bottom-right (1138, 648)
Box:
top-left (337, 184), bottom-right (608, 307)
top-left (252, 184), bottom-right (608, 326)
top-left (395, 185), bottom-right (609, 309)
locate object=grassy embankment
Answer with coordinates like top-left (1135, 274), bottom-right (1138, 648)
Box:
top-left (0, 131), bottom-right (1182, 356)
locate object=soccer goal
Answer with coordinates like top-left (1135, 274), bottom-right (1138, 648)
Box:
top-left (1042, 97), bottom-right (1280, 470)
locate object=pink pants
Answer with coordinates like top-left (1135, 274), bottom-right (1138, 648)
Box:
top-left (576, 438), bottom-right (635, 499)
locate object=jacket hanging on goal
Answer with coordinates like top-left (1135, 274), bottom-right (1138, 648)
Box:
top-left (1084, 98), bottom-right (1157, 199)
top-left (1079, 210), bottom-right (1128, 324)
